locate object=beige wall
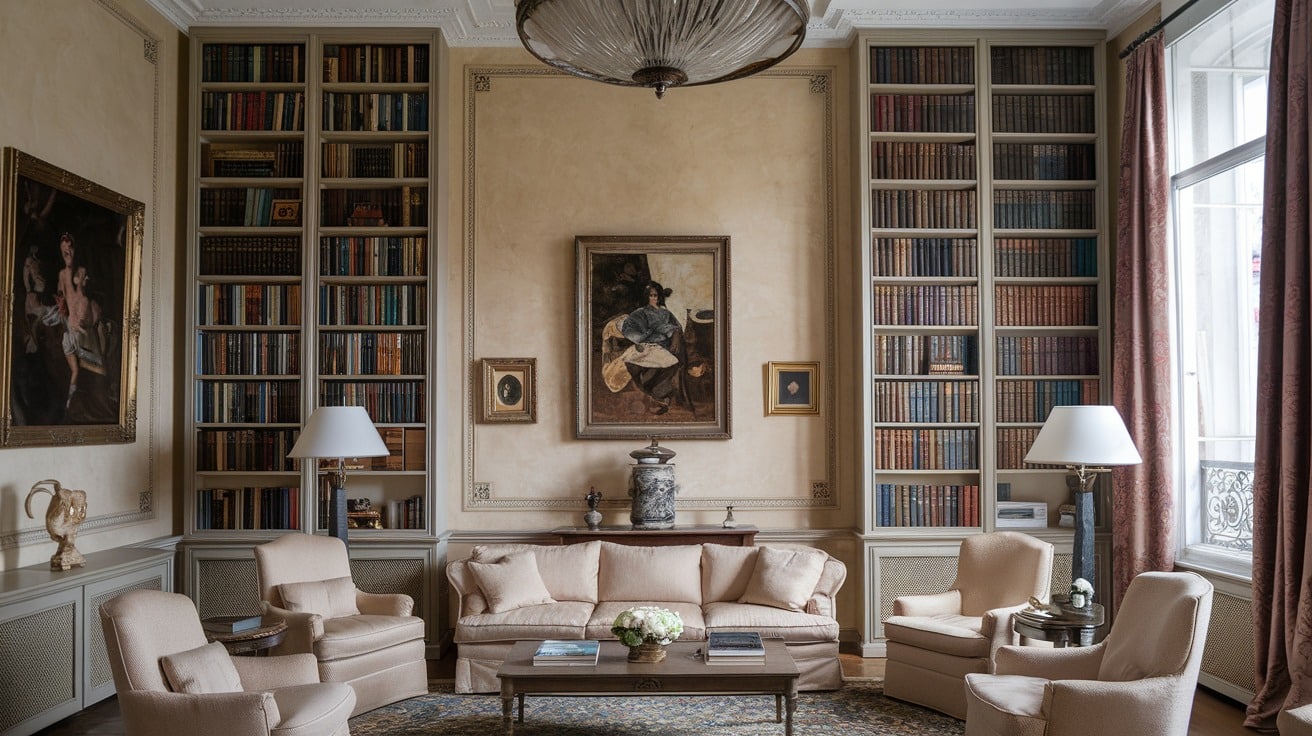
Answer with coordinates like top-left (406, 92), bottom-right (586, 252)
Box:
top-left (0, 0), bottom-right (182, 570)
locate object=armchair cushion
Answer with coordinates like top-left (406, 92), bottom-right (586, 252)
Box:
top-left (161, 642), bottom-right (243, 694)
top-left (278, 576), bottom-right (360, 619)
top-left (316, 614), bottom-right (427, 660)
top-left (962, 674), bottom-right (1049, 736)
top-left (883, 613), bottom-right (989, 657)
top-left (739, 546), bottom-right (828, 612)
top-left (468, 551), bottom-right (556, 613)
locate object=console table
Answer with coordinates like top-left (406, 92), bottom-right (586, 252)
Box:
top-left (550, 525), bottom-right (757, 547)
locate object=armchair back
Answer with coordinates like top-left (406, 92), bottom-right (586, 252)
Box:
top-left (100, 589), bottom-right (210, 693)
top-left (1099, 570), bottom-right (1213, 682)
top-left (953, 531), bottom-right (1053, 616)
top-left (255, 533), bottom-right (354, 608)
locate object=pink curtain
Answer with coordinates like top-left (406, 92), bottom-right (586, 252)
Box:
top-left (1246, 0), bottom-right (1312, 728)
top-left (1110, 35), bottom-right (1175, 613)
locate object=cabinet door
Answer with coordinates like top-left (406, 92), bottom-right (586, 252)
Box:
top-left (0, 587), bottom-right (82, 736)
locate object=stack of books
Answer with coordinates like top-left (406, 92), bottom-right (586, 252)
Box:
top-left (202, 614), bottom-right (264, 635)
top-left (704, 631), bottom-right (766, 665)
top-left (532, 640), bottom-right (600, 666)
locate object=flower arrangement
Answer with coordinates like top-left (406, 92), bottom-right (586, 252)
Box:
top-left (1069, 578), bottom-right (1094, 608)
top-left (611, 606), bottom-right (684, 647)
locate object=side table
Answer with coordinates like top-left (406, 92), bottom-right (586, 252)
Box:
top-left (1013, 601), bottom-right (1105, 648)
top-left (206, 620), bottom-right (288, 656)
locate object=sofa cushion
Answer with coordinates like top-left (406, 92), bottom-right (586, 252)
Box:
top-left (278, 576), bottom-right (360, 618)
top-left (586, 601), bottom-right (707, 641)
top-left (598, 542), bottom-right (703, 604)
top-left (703, 601), bottom-right (840, 643)
top-left (454, 601), bottom-right (594, 643)
top-left (468, 551), bottom-right (556, 613)
top-left (315, 614), bottom-right (426, 661)
top-left (883, 613), bottom-right (989, 658)
top-left (739, 546), bottom-right (827, 612)
top-left (161, 641), bottom-right (243, 694)
top-left (472, 542), bottom-right (601, 603)
top-left (701, 545), bottom-right (759, 603)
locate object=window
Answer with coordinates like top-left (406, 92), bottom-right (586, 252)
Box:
top-left (1166, 0), bottom-right (1274, 576)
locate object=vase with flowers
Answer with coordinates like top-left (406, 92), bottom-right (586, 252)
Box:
top-left (1069, 577), bottom-right (1094, 609)
top-left (612, 606), bottom-right (684, 663)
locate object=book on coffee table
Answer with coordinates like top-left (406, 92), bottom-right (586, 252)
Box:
top-left (533, 640), bottom-right (600, 666)
top-left (705, 631), bottom-right (766, 663)
top-left (202, 614), bottom-right (265, 634)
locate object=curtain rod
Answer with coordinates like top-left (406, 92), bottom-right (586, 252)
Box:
top-left (1118, 0), bottom-right (1205, 59)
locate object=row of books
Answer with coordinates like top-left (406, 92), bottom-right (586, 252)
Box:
top-left (321, 92), bottom-right (429, 132)
top-left (322, 44), bottom-right (430, 84)
top-left (870, 141), bottom-right (976, 180)
top-left (199, 187), bottom-right (303, 227)
top-left (319, 487), bottom-right (425, 529)
top-left (871, 94), bottom-right (976, 133)
top-left (993, 190), bottom-right (1096, 230)
top-left (198, 284), bottom-right (302, 326)
top-left (873, 334), bottom-right (979, 376)
top-left (319, 380), bottom-right (425, 423)
top-left (992, 237), bottom-right (1098, 278)
top-left (317, 284), bottom-right (426, 326)
top-left (320, 187), bottom-right (427, 227)
top-left (201, 91), bottom-right (305, 132)
top-left (203, 142), bottom-right (304, 178)
top-left (196, 486), bottom-right (300, 531)
top-left (197, 331), bottom-right (301, 375)
top-left (195, 379), bottom-right (301, 423)
top-left (195, 428), bottom-right (299, 472)
top-left (990, 46), bottom-right (1095, 87)
top-left (874, 380), bottom-right (980, 423)
top-left (995, 336), bottom-right (1099, 376)
top-left (874, 428), bottom-right (979, 470)
top-left (872, 237), bottom-right (978, 278)
top-left (993, 284), bottom-right (1098, 327)
top-left (319, 236), bottom-right (427, 277)
top-left (995, 379), bottom-right (1100, 423)
top-left (872, 189), bottom-right (977, 230)
top-left (872, 284), bottom-right (979, 326)
top-left (320, 331), bottom-right (425, 375)
top-left (201, 43), bottom-right (305, 84)
top-left (199, 236), bottom-right (302, 277)
top-left (372, 427), bottom-right (426, 471)
top-left (869, 46), bottom-right (975, 85)
top-left (875, 484), bottom-right (981, 527)
top-left (996, 427), bottom-right (1064, 470)
top-left (993, 143), bottom-right (1096, 181)
top-left (321, 141), bottom-right (428, 178)
top-left (991, 94), bottom-right (1095, 134)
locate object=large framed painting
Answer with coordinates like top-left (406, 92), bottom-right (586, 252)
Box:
top-left (0, 148), bottom-right (144, 447)
top-left (575, 235), bottom-right (730, 439)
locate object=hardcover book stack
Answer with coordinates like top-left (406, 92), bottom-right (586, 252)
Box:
top-left (704, 631), bottom-right (766, 665)
top-left (533, 640), bottom-right (600, 666)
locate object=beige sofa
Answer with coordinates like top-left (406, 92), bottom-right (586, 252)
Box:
top-left (446, 541), bottom-right (847, 693)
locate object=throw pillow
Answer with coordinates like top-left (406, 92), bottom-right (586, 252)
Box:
top-left (161, 641), bottom-right (243, 694)
top-left (278, 575), bottom-right (360, 618)
top-left (468, 551), bottom-right (556, 613)
top-left (738, 546), bottom-right (828, 612)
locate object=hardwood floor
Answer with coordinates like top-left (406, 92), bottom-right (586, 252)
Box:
top-left (36, 653), bottom-right (1252, 735)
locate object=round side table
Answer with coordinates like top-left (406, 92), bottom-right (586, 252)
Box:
top-left (1013, 600), bottom-right (1105, 648)
top-left (206, 620), bottom-right (288, 656)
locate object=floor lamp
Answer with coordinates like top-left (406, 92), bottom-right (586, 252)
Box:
top-left (1023, 405), bottom-right (1142, 594)
top-left (288, 406), bottom-right (389, 547)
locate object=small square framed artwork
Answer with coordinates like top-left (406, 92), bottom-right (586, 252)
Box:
top-left (766, 362), bottom-right (820, 415)
top-left (480, 358), bottom-right (536, 423)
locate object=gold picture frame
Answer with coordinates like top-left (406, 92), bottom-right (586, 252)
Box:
top-left (766, 361), bottom-right (820, 416)
top-left (480, 357), bottom-right (536, 423)
top-left (1, 148), bottom-right (144, 446)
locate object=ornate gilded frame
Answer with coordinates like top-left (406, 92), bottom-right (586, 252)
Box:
top-left (766, 361), bottom-right (821, 415)
top-left (480, 357), bottom-right (537, 423)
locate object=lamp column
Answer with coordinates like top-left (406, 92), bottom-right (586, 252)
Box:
top-left (1071, 469), bottom-right (1097, 585)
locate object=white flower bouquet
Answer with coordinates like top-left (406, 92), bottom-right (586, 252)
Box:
top-left (611, 606), bottom-right (684, 647)
top-left (1069, 577), bottom-right (1094, 608)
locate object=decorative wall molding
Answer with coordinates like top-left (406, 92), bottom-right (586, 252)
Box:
top-left (0, 500), bottom-right (158, 551)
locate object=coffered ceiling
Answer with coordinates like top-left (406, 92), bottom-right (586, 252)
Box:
top-left (144, 0), bottom-right (1156, 46)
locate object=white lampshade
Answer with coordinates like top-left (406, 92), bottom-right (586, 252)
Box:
top-left (287, 406), bottom-right (389, 459)
top-left (1024, 405), bottom-right (1143, 467)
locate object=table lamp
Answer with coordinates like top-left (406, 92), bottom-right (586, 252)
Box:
top-left (288, 406), bottom-right (389, 546)
top-left (1023, 405), bottom-right (1142, 593)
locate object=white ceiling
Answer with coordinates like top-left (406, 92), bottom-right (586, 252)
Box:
top-left (144, 0), bottom-right (1156, 47)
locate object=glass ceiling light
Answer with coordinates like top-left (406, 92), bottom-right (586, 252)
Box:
top-left (516, 0), bottom-right (810, 99)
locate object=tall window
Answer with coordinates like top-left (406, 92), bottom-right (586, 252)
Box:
top-left (1166, 0), bottom-right (1274, 574)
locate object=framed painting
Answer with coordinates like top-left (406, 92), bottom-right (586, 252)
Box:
top-left (480, 357), bottom-right (536, 423)
top-left (0, 148), bottom-right (144, 446)
top-left (766, 361), bottom-right (820, 415)
top-left (575, 235), bottom-right (730, 439)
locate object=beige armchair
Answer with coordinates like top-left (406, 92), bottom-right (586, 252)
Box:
top-left (1280, 704), bottom-right (1312, 735)
top-left (964, 570), bottom-right (1213, 736)
top-left (883, 531), bottom-right (1055, 719)
top-left (255, 533), bottom-right (427, 716)
top-left (99, 589), bottom-right (355, 736)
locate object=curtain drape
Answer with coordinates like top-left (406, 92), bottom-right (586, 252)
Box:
top-left (1110, 35), bottom-right (1175, 613)
top-left (1246, 0), bottom-right (1312, 728)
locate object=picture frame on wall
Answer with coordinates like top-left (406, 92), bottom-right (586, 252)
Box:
top-left (766, 361), bottom-right (820, 416)
top-left (0, 148), bottom-right (144, 447)
top-left (480, 357), bottom-right (536, 423)
top-left (575, 235), bottom-right (730, 439)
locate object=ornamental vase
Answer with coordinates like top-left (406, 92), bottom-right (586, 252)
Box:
top-left (627, 641), bottom-right (667, 663)
top-left (1070, 592), bottom-right (1088, 609)
top-left (629, 464), bottom-right (677, 530)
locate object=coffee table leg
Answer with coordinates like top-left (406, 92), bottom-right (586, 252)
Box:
top-left (500, 680), bottom-right (514, 736)
top-left (518, 693), bottom-right (525, 723)
top-left (785, 681), bottom-right (798, 736)
top-left (775, 694), bottom-right (782, 722)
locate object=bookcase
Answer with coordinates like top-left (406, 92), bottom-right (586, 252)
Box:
top-left (183, 30), bottom-right (442, 639)
top-left (856, 30), bottom-right (1108, 652)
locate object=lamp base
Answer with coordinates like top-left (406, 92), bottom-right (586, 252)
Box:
top-left (1072, 474), bottom-right (1096, 588)
top-left (328, 484), bottom-right (349, 547)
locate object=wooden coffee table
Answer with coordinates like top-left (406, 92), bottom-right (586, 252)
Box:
top-left (496, 638), bottom-right (800, 736)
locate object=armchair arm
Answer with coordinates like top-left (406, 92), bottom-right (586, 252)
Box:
top-left (993, 642), bottom-right (1105, 680)
top-left (1043, 676), bottom-right (1188, 735)
top-left (261, 602), bottom-right (324, 653)
top-left (232, 653), bottom-right (321, 691)
top-left (893, 589), bottom-right (961, 617)
top-left (980, 603), bottom-right (1029, 658)
top-left (118, 689), bottom-right (279, 736)
top-left (357, 589), bottom-right (414, 616)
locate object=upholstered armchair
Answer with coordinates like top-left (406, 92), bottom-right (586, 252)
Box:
top-left (99, 589), bottom-right (355, 736)
top-left (254, 533), bottom-right (427, 716)
top-left (1280, 704), bottom-right (1312, 735)
top-left (883, 531), bottom-right (1055, 719)
top-left (964, 571), bottom-right (1214, 736)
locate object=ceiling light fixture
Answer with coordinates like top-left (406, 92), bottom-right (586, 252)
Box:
top-left (515, 0), bottom-right (810, 99)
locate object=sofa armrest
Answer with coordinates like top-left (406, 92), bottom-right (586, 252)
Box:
top-left (446, 559), bottom-right (489, 616)
top-left (893, 589), bottom-right (961, 617)
top-left (261, 602), bottom-right (324, 653)
top-left (357, 590), bottom-right (414, 616)
top-left (232, 653), bottom-right (321, 691)
top-left (118, 689), bottom-right (279, 735)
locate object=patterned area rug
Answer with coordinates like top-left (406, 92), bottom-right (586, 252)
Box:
top-left (349, 680), bottom-right (965, 735)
